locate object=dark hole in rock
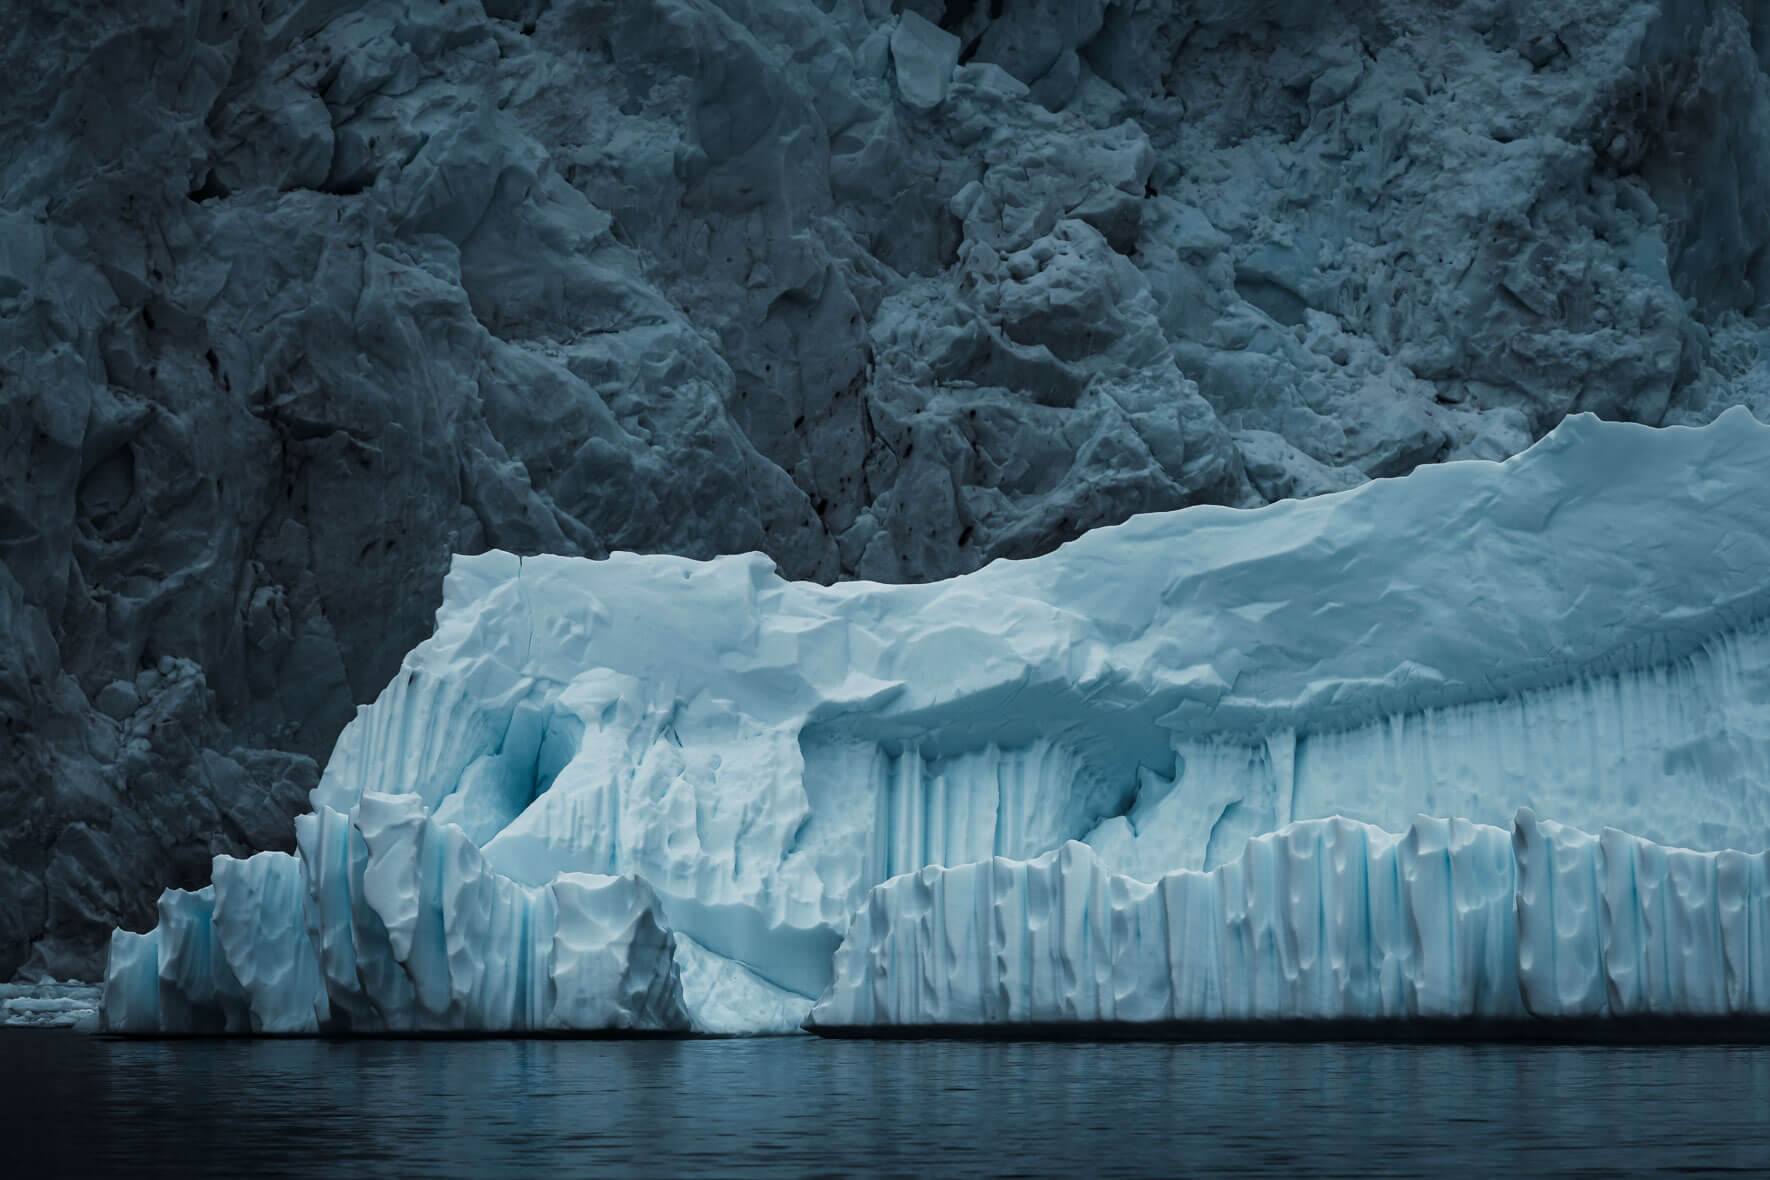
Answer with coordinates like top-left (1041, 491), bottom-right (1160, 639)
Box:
top-left (77, 445), bottom-right (135, 529)
top-left (187, 171), bottom-right (230, 203)
top-left (938, 0), bottom-right (976, 31)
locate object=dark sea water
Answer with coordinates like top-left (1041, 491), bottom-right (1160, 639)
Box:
top-left (4, 1030), bottom-right (1768, 1178)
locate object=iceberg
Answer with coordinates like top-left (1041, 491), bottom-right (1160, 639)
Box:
top-left (103, 412), bottom-right (1770, 1034)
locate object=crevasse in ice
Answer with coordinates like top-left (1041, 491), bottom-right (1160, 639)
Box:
top-left (103, 411), bottom-right (1770, 1033)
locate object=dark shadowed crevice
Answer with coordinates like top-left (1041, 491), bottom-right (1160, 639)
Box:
top-left (938, 0), bottom-right (977, 32)
top-left (186, 170), bottom-right (230, 203)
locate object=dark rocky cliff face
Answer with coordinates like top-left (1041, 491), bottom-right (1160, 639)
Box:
top-left (4, 0), bottom-right (1768, 980)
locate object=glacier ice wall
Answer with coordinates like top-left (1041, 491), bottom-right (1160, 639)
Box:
top-left (13, 0), bottom-right (1770, 981)
top-left (103, 412), bottom-right (1770, 1033)
top-left (810, 818), bottom-right (1521, 1027)
top-left (1514, 810), bottom-right (1770, 1018)
top-left (807, 811), bottom-right (1770, 1030)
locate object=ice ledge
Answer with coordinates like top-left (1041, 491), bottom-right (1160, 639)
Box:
top-left (415, 408), bottom-right (1770, 749)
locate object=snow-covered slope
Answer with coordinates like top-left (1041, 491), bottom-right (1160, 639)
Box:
top-left (807, 811), bottom-right (1770, 1030)
top-left (102, 411), bottom-right (1770, 1033)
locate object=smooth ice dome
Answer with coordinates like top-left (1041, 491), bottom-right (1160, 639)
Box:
top-left (104, 412), bottom-right (1770, 1034)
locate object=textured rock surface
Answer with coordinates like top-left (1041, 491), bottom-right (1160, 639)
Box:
top-left (7, 0), bottom-right (1770, 977)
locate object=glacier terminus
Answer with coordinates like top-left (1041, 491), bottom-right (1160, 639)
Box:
top-left (103, 411), bottom-right (1770, 1035)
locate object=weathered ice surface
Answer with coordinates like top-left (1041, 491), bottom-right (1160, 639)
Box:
top-left (9, 0), bottom-right (1770, 978)
top-left (103, 413), bottom-right (1770, 1034)
top-left (104, 798), bottom-right (694, 1034)
top-left (806, 812), bottom-right (1770, 1030)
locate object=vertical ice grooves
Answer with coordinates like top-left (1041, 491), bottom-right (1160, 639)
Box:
top-left (1285, 622), bottom-right (1770, 857)
top-left (811, 813), bottom-right (1770, 1030)
top-left (1265, 728), bottom-right (1296, 826)
top-left (858, 737), bottom-right (1121, 885)
top-left (105, 793), bottom-right (690, 1034)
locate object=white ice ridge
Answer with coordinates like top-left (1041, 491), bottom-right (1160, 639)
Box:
top-left (104, 411), bottom-right (1770, 1034)
top-left (808, 812), bottom-right (1770, 1029)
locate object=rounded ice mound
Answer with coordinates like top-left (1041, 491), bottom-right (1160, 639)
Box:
top-left (105, 411), bottom-right (1770, 1035)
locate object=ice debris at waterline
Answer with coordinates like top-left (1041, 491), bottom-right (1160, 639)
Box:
top-left (807, 812), bottom-right (1770, 1030)
top-left (1, 981), bottom-right (100, 1030)
top-left (102, 412), bottom-right (1770, 1034)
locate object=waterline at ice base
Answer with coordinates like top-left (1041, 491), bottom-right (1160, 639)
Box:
top-left (102, 411), bottom-right (1770, 1036)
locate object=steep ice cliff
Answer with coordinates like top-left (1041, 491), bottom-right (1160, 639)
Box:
top-left (10, 0), bottom-right (1770, 978)
top-left (811, 819), bottom-right (1522, 1028)
top-left (102, 412), bottom-right (1770, 1033)
top-left (807, 812), bottom-right (1770, 1030)
top-left (107, 799), bottom-right (696, 1034)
